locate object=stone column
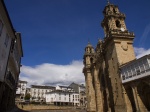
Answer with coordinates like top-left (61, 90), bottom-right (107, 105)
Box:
top-left (93, 66), bottom-right (103, 112)
top-left (103, 63), bottom-right (111, 112)
top-left (85, 69), bottom-right (96, 112)
top-left (131, 84), bottom-right (140, 111)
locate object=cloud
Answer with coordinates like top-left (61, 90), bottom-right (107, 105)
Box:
top-left (134, 47), bottom-right (150, 59)
top-left (20, 60), bottom-right (84, 87)
top-left (139, 23), bottom-right (150, 46)
top-left (20, 47), bottom-right (150, 87)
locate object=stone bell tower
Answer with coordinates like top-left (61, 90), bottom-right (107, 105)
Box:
top-left (101, 2), bottom-right (136, 112)
top-left (83, 42), bottom-right (96, 112)
top-left (83, 1), bottom-right (137, 112)
top-left (101, 2), bottom-right (135, 64)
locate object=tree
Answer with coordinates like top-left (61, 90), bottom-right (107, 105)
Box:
top-left (24, 93), bottom-right (31, 100)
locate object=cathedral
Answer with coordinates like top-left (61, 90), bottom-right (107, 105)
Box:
top-left (83, 1), bottom-right (150, 112)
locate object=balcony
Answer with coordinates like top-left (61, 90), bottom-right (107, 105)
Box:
top-left (120, 55), bottom-right (150, 83)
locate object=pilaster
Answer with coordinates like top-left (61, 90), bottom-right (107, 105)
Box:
top-left (85, 69), bottom-right (96, 112)
top-left (93, 66), bottom-right (103, 112)
top-left (122, 86), bottom-right (133, 112)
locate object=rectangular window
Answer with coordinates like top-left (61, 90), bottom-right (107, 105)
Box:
top-left (122, 75), bottom-right (125, 80)
top-left (125, 71), bottom-right (128, 79)
top-left (128, 70), bottom-right (132, 78)
top-left (136, 66), bottom-right (140, 75)
top-left (0, 20), bottom-right (3, 36)
top-left (140, 64), bottom-right (145, 73)
top-left (132, 68), bottom-right (136, 76)
top-left (144, 62), bottom-right (150, 71)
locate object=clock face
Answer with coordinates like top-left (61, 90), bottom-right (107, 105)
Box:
top-left (121, 27), bottom-right (125, 32)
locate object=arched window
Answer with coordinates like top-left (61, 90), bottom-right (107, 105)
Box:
top-left (116, 20), bottom-right (121, 28)
top-left (90, 58), bottom-right (93, 64)
top-left (113, 8), bottom-right (116, 13)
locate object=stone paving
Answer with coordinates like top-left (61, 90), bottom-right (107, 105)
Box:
top-left (9, 107), bottom-right (86, 112)
top-left (30, 109), bottom-right (86, 112)
top-left (13, 109), bottom-right (86, 112)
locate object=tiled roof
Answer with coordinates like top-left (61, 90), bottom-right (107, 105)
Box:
top-left (46, 89), bottom-right (77, 94)
top-left (31, 85), bottom-right (55, 89)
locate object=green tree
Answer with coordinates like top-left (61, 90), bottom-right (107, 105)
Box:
top-left (24, 93), bottom-right (31, 100)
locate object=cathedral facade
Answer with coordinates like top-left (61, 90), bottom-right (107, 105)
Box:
top-left (83, 2), bottom-right (150, 112)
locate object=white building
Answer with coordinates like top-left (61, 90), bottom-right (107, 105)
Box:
top-left (46, 85), bottom-right (80, 106)
top-left (30, 85), bottom-right (55, 102)
top-left (16, 80), bottom-right (27, 102)
top-left (69, 82), bottom-right (86, 106)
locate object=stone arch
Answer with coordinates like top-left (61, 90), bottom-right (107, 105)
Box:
top-left (137, 81), bottom-right (150, 111)
top-left (115, 20), bottom-right (121, 28)
top-left (90, 57), bottom-right (93, 64)
top-left (125, 85), bottom-right (136, 112)
top-left (113, 8), bottom-right (116, 13)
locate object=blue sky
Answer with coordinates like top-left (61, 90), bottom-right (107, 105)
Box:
top-left (4, 0), bottom-right (150, 86)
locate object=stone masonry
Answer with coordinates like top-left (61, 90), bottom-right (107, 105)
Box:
top-left (83, 2), bottom-right (150, 112)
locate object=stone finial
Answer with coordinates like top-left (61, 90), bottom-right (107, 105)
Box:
top-left (107, 0), bottom-right (110, 4)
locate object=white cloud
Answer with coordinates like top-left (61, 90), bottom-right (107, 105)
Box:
top-left (20, 60), bottom-right (84, 87)
top-left (20, 47), bottom-right (150, 87)
top-left (139, 23), bottom-right (150, 46)
top-left (134, 47), bottom-right (150, 59)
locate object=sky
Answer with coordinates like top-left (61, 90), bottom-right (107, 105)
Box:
top-left (4, 0), bottom-right (150, 86)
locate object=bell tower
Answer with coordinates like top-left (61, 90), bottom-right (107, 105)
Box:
top-left (101, 2), bottom-right (136, 112)
top-left (83, 42), bottom-right (96, 112)
top-left (101, 2), bottom-right (127, 37)
top-left (83, 1), bottom-right (137, 112)
top-left (101, 2), bottom-right (135, 65)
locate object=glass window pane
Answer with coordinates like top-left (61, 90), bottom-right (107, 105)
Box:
top-left (128, 70), bottom-right (132, 78)
top-left (140, 64), bottom-right (145, 72)
top-left (136, 66), bottom-right (140, 75)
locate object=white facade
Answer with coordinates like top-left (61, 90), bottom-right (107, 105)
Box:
top-left (30, 85), bottom-right (55, 102)
top-left (69, 83), bottom-right (86, 106)
top-left (16, 80), bottom-right (27, 101)
top-left (72, 93), bottom-right (80, 105)
top-left (46, 85), bottom-right (80, 106)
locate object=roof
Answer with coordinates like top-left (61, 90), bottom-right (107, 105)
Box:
top-left (86, 42), bottom-right (93, 48)
top-left (19, 80), bottom-right (27, 83)
top-left (46, 89), bottom-right (77, 94)
top-left (69, 82), bottom-right (85, 88)
top-left (31, 85), bottom-right (55, 89)
top-left (59, 85), bottom-right (72, 89)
